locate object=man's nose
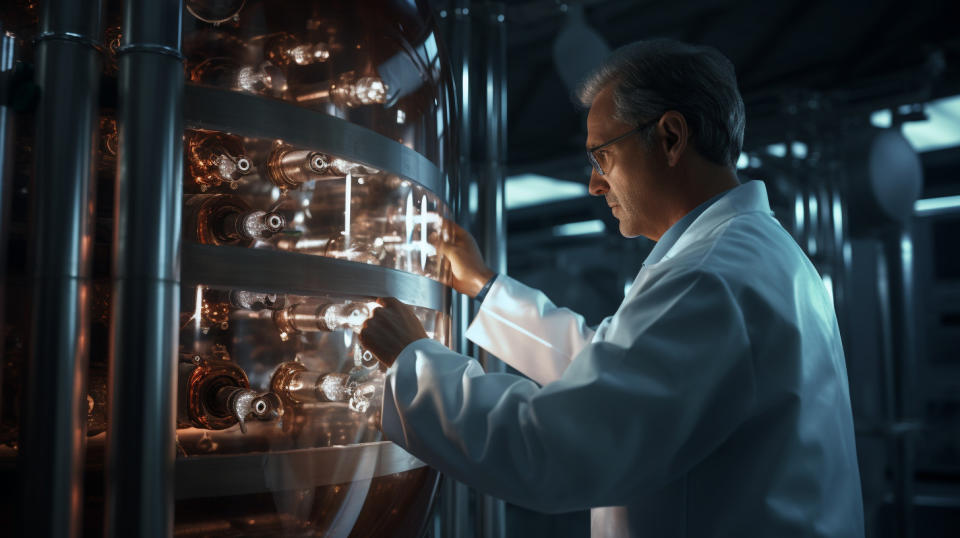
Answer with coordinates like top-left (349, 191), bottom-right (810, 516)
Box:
top-left (588, 170), bottom-right (608, 196)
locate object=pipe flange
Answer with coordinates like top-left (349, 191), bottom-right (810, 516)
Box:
top-left (33, 31), bottom-right (102, 50)
top-left (115, 43), bottom-right (185, 62)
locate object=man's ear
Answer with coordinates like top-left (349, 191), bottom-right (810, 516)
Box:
top-left (657, 111), bottom-right (688, 167)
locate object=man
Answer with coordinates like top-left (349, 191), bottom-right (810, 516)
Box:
top-left (360, 39), bottom-right (864, 537)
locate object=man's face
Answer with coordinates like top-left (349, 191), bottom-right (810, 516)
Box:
top-left (586, 86), bottom-right (667, 240)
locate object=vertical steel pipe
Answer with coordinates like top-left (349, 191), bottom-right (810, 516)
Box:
top-left (439, 3), bottom-right (480, 537)
top-left (105, 1), bottom-right (183, 536)
top-left (19, 1), bottom-right (102, 536)
top-left (450, 0), bottom-right (474, 360)
top-left (439, 2), bottom-right (508, 536)
top-left (484, 8), bottom-right (509, 538)
top-left (471, 2), bottom-right (508, 379)
top-left (480, 0), bottom-right (508, 293)
top-left (0, 26), bottom-right (18, 425)
top-left (882, 228), bottom-right (918, 538)
top-left (475, 4), bottom-right (508, 538)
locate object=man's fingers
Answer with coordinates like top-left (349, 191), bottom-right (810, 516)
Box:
top-left (433, 219), bottom-right (452, 251)
top-left (358, 297), bottom-right (426, 367)
top-left (439, 217), bottom-right (459, 243)
top-left (357, 330), bottom-right (371, 349)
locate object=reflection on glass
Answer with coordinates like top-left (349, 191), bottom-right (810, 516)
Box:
top-left (353, 345), bottom-right (380, 371)
top-left (178, 347), bottom-right (281, 433)
top-left (227, 290), bottom-right (285, 311)
top-left (181, 2), bottom-right (453, 169)
top-left (295, 71), bottom-right (388, 108)
top-left (103, 26), bottom-right (122, 74)
top-left (179, 157), bottom-right (452, 282)
top-left (186, 129), bottom-right (253, 191)
top-left (321, 234), bottom-right (387, 265)
top-left (264, 32), bottom-right (331, 66)
top-left (270, 361), bottom-right (379, 414)
top-left (86, 365), bottom-right (109, 437)
top-left (99, 117), bottom-right (119, 169)
top-left (391, 192), bottom-right (439, 272)
top-left (274, 301), bottom-right (375, 341)
top-left (200, 292), bottom-right (230, 331)
top-left (185, 193), bottom-right (285, 247)
top-left (186, 0), bottom-right (246, 24)
top-left (190, 57), bottom-right (288, 97)
top-left (266, 145), bottom-right (378, 189)
top-left (186, 287), bottom-right (286, 333)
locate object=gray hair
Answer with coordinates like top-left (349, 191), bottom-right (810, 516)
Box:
top-left (578, 39), bottom-right (745, 168)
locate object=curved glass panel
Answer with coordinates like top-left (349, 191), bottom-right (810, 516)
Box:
top-left (180, 0), bottom-right (453, 169)
top-left (182, 130), bottom-right (452, 283)
top-left (171, 1), bottom-right (453, 535)
top-left (177, 285), bottom-right (449, 451)
top-left (170, 280), bottom-right (448, 534)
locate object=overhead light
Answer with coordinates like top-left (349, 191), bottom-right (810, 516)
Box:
top-left (506, 173), bottom-right (588, 209)
top-left (757, 142), bottom-right (806, 160)
top-left (553, 219), bottom-right (605, 237)
top-left (765, 143), bottom-right (787, 158)
top-left (791, 142), bottom-right (808, 159)
top-left (902, 94), bottom-right (960, 152)
top-left (915, 194), bottom-right (960, 217)
top-left (872, 94), bottom-right (960, 152)
top-left (870, 109), bottom-right (893, 128)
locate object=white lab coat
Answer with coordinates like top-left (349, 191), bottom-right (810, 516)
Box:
top-left (381, 181), bottom-right (864, 537)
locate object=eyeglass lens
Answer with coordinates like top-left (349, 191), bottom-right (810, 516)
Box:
top-left (587, 150), bottom-right (604, 175)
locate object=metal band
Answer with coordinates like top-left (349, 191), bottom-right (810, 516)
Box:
top-left (33, 31), bottom-right (102, 50)
top-left (473, 273), bottom-right (498, 304)
top-left (115, 43), bottom-right (185, 61)
top-left (183, 85), bottom-right (448, 203)
top-left (182, 243), bottom-right (447, 312)
top-left (174, 441), bottom-right (426, 499)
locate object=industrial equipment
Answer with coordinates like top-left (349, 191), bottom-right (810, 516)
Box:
top-left (0, 0), bottom-right (455, 535)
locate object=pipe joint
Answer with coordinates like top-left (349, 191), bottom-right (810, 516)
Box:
top-left (115, 43), bottom-right (185, 62)
top-left (33, 31), bottom-right (102, 50)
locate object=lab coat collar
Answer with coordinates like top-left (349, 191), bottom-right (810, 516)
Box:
top-left (654, 180), bottom-right (773, 265)
top-left (624, 181), bottom-right (774, 300)
top-left (644, 190), bottom-right (727, 266)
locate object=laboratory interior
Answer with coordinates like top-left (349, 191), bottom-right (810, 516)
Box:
top-left (0, 0), bottom-right (957, 537)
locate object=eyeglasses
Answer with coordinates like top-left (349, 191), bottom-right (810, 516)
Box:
top-left (586, 119), bottom-right (658, 176)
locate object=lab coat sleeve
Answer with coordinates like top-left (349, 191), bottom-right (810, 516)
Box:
top-left (382, 270), bottom-right (756, 513)
top-left (464, 274), bottom-right (597, 385)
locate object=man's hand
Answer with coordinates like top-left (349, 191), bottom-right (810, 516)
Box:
top-left (359, 297), bottom-right (428, 367)
top-left (435, 218), bottom-right (495, 297)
